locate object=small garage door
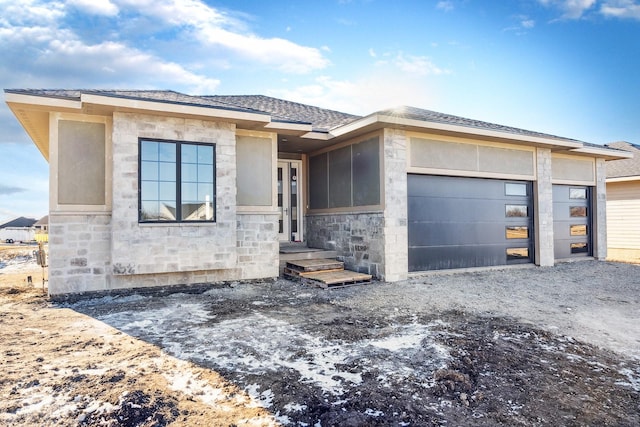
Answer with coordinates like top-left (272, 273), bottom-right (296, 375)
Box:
top-left (408, 175), bottom-right (534, 271)
top-left (553, 185), bottom-right (591, 259)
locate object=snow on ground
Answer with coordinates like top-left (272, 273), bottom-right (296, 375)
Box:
top-left (98, 303), bottom-right (452, 399)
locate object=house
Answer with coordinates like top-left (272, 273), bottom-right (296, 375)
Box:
top-left (4, 89), bottom-right (631, 298)
top-left (33, 215), bottom-right (49, 242)
top-left (0, 216), bottom-right (37, 243)
top-left (605, 141), bottom-right (640, 261)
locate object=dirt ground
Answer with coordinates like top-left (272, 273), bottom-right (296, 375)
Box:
top-left (1, 245), bottom-right (639, 426)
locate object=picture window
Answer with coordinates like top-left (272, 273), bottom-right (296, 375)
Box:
top-left (139, 139), bottom-right (215, 222)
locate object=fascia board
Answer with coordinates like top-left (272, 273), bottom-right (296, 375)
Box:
top-left (263, 121), bottom-right (312, 132)
top-left (330, 113), bottom-right (585, 149)
top-left (80, 93), bottom-right (271, 124)
top-left (606, 175), bottom-right (640, 183)
top-left (300, 131), bottom-right (331, 140)
top-left (569, 146), bottom-right (634, 160)
top-left (4, 92), bottom-right (81, 111)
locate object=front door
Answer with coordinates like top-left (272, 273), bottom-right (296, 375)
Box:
top-left (278, 160), bottom-right (303, 242)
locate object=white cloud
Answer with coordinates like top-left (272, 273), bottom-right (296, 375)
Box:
top-left (436, 1), bottom-right (454, 12)
top-left (368, 48), bottom-right (377, 58)
top-left (600, 0), bottom-right (640, 19)
top-left (38, 39), bottom-right (221, 93)
top-left (114, 0), bottom-right (330, 73)
top-left (538, 0), bottom-right (597, 19)
top-left (392, 52), bottom-right (450, 76)
top-left (0, 0), bottom-right (65, 24)
top-left (68, 0), bottom-right (119, 16)
top-left (270, 69), bottom-right (446, 117)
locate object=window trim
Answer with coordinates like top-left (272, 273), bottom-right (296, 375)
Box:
top-left (138, 138), bottom-right (216, 224)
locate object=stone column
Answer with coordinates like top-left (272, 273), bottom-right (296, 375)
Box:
top-left (593, 158), bottom-right (607, 260)
top-left (382, 129), bottom-right (408, 281)
top-left (535, 148), bottom-right (555, 266)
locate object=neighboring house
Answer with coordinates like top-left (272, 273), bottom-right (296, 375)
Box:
top-left (0, 216), bottom-right (36, 242)
top-left (605, 141), bottom-right (640, 260)
top-left (33, 215), bottom-right (49, 242)
top-left (5, 89), bottom-right (630, 298)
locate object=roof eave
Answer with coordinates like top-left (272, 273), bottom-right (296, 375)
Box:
top-left (606, 175), bottom-right (640, 183)
top-left (567, 146), bottom-right (634, 160)
top-left (329, 113), bottom-right (585, 149)
top-left (80, 93), bottom-right (272, 126)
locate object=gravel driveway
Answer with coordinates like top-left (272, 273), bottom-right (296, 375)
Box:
top-left (352, 260), bottom-right (640, 359)
top-left (68, 259), bottom-right (640, 426)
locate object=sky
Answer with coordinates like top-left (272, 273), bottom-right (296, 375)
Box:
top-left (1, 0), bottom-right (640, 223)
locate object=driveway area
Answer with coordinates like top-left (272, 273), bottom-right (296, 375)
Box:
top-left (2, 256), bottom-right (639, 426)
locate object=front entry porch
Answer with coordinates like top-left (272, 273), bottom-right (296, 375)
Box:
top-left (279, 242), bottom-right (372, 288)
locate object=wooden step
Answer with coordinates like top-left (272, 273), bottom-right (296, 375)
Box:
top-left (300, 270), bottom-right (373, 289)
top-left (285, 258), bottom-right (344, 273)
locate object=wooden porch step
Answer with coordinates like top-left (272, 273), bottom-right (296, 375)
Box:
top-left (299, 270), bottom-right (373, 289)
top-left (283, 258), bottom-right (372, 289)
top-left (285, 258), bottom-right (344, 272)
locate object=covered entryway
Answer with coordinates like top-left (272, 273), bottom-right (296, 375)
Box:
top-left (408, 175), bottom-right (534, 271)
top-left (553, 185), bottom-right (592, 259)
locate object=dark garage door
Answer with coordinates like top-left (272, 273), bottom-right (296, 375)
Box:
top-left (408, 175), bottom-right (534, 271)
top-left (553, 185), bottom-right (591, 259)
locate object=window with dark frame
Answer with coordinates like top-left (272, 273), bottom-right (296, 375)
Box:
top-left (139, 139), bottom-right (215, 223)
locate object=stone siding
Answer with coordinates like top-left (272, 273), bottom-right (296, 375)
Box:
top-left (382, 129), bottom-right (409, 281)
top-left (48, 112), bottom-right (279, 297)
top-left (306, 212), bottom-right (384, 277)
top-left (236, 213), bottom-right (280, 280)
top-left (48, 213), bottom-right (111, 295)
top-left (594, 158), bottom-right (607, 260)
top-left (110, 113), bottom-right (238, 276)
top-left (535, 148), bottom-right (555, 266)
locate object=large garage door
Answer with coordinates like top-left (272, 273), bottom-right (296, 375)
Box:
top-left (408, 175), bottom-right (534, 271)
top-left (553, 185), bottom-right (592, 259)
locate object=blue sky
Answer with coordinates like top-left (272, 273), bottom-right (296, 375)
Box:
top-left (1, 0), bottom-right (640, 223)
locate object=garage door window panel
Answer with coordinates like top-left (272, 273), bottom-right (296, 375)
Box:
top-left (505, 183), bottom-right (528, 197)
top-left (506, 205), bottom-right (528, 217)
top-left (506, 226), bottom-right (529, 239)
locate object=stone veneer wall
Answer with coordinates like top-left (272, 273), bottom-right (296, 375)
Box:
top-left (594, 157), bottom-right (608, 260)
top-left (48, 112), bottom-right (279, 297)
top-left (306, 212), bottom-right (385, 277)
top-left (48, 214), bottom-right (111, 295)
top-left (236, 213), bottom-right (280, 280)
top-left (382, 129), bottom-right (409, 282)
top-left (535, 148), bottom-right (555, 267)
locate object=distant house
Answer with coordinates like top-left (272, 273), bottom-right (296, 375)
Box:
top-left (33, 215), bottom-right (49, 242)
top-left (0, 216), bottom-right (36, 242)
top-left (4, 89), bottom-right (630, 298)
top-left (605, 141), bottom-right (640, 261)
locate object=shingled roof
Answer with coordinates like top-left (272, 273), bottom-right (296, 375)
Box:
top-left (374, 106), bottom-right (581, 143)
top-left (605, 141), bottom-right (640, 178)
top-left (0, 216), bottom-right (37, 229)
top-left (6, 89), bottom-right (620, 150)
top-left (204, 95), bottom-right (360, 132)
top-left (5, 89), bottom-right (268, 116)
